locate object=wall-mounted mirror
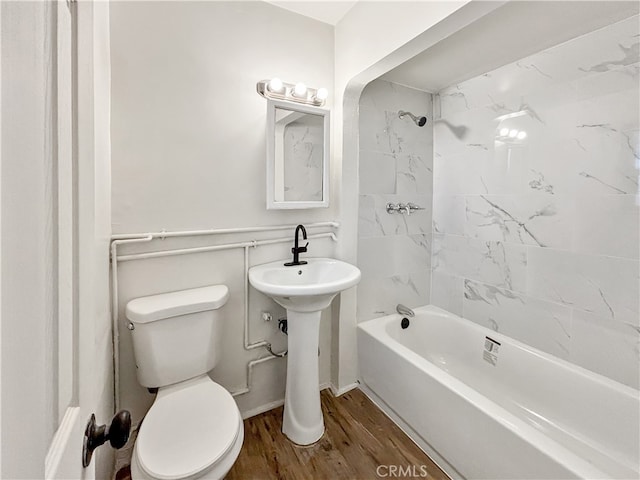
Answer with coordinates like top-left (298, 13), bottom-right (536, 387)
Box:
top-left (266, 100), bottom-right (330, 209)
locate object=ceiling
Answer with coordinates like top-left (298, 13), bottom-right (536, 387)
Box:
top-left (262, 1), bottom-right (639, 92)
top-left (380, 1), bottom-right (640, 92)
top-left (263, 0), bottom-right (358, 25)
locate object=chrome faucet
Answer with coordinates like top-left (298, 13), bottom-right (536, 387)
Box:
top-left (396, 304), bottom-right (415, 317)
top-left (284, 224), bottom-right (308, 266)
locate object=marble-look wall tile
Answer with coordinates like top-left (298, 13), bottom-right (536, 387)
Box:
top-left (360, 79), bottom-right (432, 113)
top-left (431, 15), bottom-right (639, 387)
top-left (570, 310), bottom-right (640, 389)
top-left (396, 152), bottom-right (433, 194)
top-left (439, 15), bottom-right (640, 116)
top-left (573, 122), bottom-right (639, 196)
top-left (357, 270), bottom-right (430, 321)
top-left (359, 234), bottom-right (431, 278)
top-left (359, 150), bottom-right (397, 194)
top-left (431, 271), bottom-right (463, 316)
top-left (527, 247), bottom-right (639, 326)
top-left (359, 194), bottom-right (432, 238)
top-left (462, 279), bottom-right (572, 359)
top-left (524, 63), bottom-right (640, 121)
top-left (538, 84), bottom-right (639, 134)
top-left (432, 107), bottom-right (500, 159)
top-left (358, 79), bottom-right (434, 322)
top-left (360, 105), bottom-right (432, 156)
top-left (524, 132), bottom-right (585, 195)
top-left (359, 105), bottom-right (403, 155)
top-left (573, 194), bottom-right (639, 259)
top-left (434, 143), bottom-right (530, 196)
top-left (432, 233), bottom-right (527, 292)
top-left (433, 194), bottom-right (465, 235)
top-left (465, 194), bottom-right (574, 249)
top-left (522, 125), bottom-right (637, 198)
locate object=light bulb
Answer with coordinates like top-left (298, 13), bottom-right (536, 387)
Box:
top-left (316, 87), bottom-right (328, 100)
top-left (508, 129), bottom-right (518, 138)
top-left (517, 131), bottom-right (527, 140)
top-left (499, 128), bottom-right (509, 136)
top-left (294, 82), bottom-right (307, 97)
top-left (268, 78), bottom-right (284, 93)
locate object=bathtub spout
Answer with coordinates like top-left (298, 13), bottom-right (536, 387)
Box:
top-left (396, 304), bottom-right (414, 317)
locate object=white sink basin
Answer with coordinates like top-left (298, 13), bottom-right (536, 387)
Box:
top-left (248, 257), bottom-right (361, 445)
top-left (249, 257), bottom-right (361, 312)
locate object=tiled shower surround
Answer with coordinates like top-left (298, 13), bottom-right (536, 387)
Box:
top-left (358, 15), bottom-right (639, 388)
top-left (357, 81), bottom-right (434, 321)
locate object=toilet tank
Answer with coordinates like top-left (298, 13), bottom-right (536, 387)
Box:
top-left (125, 285), bottom-right (229, 388)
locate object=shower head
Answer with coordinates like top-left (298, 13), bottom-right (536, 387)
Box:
top-left (398, 110), bottom-right (428, 127)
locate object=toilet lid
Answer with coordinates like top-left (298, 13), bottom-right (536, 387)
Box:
top-left (136, 377), bottom-right (241, 480)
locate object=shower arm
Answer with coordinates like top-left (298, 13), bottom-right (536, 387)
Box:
top-left (398, 110), bottom-right (428, 127)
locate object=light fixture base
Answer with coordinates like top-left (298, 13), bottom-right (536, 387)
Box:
top-left (257, 79), bottom-right (326, 107)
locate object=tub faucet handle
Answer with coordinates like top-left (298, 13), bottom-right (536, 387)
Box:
top-left (407, 203), bottom-right (425, 213)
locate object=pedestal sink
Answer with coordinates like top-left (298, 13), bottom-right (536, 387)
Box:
top-left (248, 257), bottom-right (361, 445)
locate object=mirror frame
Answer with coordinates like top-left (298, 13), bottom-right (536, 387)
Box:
top-left (266, 99), bottom-right (330, 209)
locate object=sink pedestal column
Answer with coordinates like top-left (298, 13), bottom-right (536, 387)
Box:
top-left (282, 309), bottom-right (323, 445)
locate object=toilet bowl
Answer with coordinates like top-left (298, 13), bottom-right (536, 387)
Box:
top-left (130, 376), bottom-right (243, 480)
top-left (126, 285), bottom-right (243, 480)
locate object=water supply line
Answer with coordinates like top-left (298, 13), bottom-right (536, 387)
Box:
top-left (109, 222), bottom-right (339, 410)
top-left (110, 235), bottom-right (153, 411)
top-left (243, 245), bottom-right (288, 357)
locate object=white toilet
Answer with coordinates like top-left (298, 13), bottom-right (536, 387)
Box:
top-left (125, 285), bottom-right (243, 480)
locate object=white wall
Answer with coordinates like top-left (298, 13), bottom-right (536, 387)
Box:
top-left (111, 1), bottom-right (335, 232)
top-left (110, 1), bottom-right (336, 421)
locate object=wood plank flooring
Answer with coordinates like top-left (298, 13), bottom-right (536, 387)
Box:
top-left (226, 388), bottom-right (449, 480)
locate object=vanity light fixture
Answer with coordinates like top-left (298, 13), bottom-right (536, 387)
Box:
top-left (316, 88), bottom-right (328, 101)
top-left (293, 82), bottom-right (307, 97)
top-left (268, 77), bottom-right (284, 94)
top-left (257, 78), bottom-right (328, 106)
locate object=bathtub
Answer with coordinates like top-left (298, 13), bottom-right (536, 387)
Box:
top-left (357, 305), bottom-right (639, 480)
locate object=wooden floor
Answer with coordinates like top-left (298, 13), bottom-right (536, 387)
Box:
top-left (226, 389), bottom-right (448, 480)
top-left (115, 388), bottom-right (448, 480)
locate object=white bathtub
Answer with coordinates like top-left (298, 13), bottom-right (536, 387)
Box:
top-left (357, 305), bottom-right (640, 480)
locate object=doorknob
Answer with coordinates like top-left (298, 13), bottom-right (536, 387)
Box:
top-left (82, 410), bottom-right (131, 468)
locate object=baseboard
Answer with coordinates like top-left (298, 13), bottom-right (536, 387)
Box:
top-left (358, 382), bottom-right (462, 480)
top-left (328, 381), bottom-right (360, 397)
top-left (240, 382), bottom-right (357, 419)
top-left (241, 398), bottom-right (286, 420)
